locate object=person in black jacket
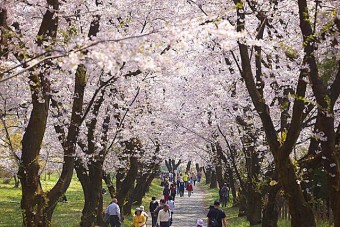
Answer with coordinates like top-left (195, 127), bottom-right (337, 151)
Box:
top-left (149, 197), bottom-right (159, 227)
top-left (207, 200), bottom-right (227, 227)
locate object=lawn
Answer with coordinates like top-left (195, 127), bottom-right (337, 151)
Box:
top-left (0, 176), bottom-right (162, 227)
top-left (199, 180), bottom-right (332, 227)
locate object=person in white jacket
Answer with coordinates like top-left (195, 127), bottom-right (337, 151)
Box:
top-left (157, 204), bottom-right (170, 227)
top-left (166, 196), bottom-right (175, 225)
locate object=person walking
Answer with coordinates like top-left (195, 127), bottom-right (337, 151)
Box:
top-left (163, 184), bottom-right (170, 202)
top-left (105, 198), bottom-right (121, 227)
top-left (166, 196), bottom-right (175, 225)
top-left (197, 171), bottom-right (202, 183)
top-left (153, 199), bottom-right (166, 226)
top-left (170, 184), bottom-right (176, 201)
top-left (191, 172), bottom-right (197, 186)
top-left (183, 172), bottom-right (189, 187)
top-left (186, 182), bottom-right (193, 197)
top-left (207, 200), bottom-right (227, 227)
top-left (176, 178), bottom-right (180, 194)
top-left (149, 197), bottom-right (159, 227)
top-left (219, 183), bottom-right (230, 207)
top-left (179, 180), bottom-right (185, 197)
top-left (157, 204), bottom-right (171, 227)
top-left (140, 206), bottom-right (148, 226)
top-left (133, 208), bottom-right (146, 227)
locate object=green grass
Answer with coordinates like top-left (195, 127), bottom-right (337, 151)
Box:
top-left (0, 176), bottom-right (162, 227)
top-left (199, 180), bottom-right (332, 227)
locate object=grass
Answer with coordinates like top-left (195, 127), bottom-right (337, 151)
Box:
top-left (199, 180), bottom-right (332, 227)
top-left (0, 176), bottom-right (162, 227)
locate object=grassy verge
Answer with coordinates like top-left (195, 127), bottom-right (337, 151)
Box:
top-left (199, 180), bottom-right (332, 227)
top-left (0, 176), bottom-right (162, 227)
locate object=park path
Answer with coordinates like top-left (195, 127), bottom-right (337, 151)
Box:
top-left (147, 183), bottom-right (209, 227)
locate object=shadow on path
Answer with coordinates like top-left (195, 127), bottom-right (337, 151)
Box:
top-left (147, 183), bottom-right (209, 227)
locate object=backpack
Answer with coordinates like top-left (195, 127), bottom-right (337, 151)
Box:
top-left (220, 187), bottom-right (229, 197)
top-left (209, 210), bottom-right (220, 227)
top-left (150, 201), bottom-right (158, 212)
top-left (163, 187), bottom-right (170, 195)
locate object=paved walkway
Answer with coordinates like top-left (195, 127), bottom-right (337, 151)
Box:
top-left (147, 183), bottom-right (209, 227)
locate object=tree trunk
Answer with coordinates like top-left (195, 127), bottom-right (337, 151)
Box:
top-left (123, 170), bottom-right (149, 214)
top-left (205, 167), bottom-right (212, 185)
top-left (13, 174), bottom-right (20, 188)
top-left (238, 188), bottom-right (247, 217)
top-left (103, 172), bottom-right (115, 198)
top-left (276, 156), bottom-right (315, 227)
top-left (228, 168), bottom-right (237, 206)
top-left (195, 163), bottom-right (200, 173)
top-left (116, 155), bottom-right (139, 216)
top-left (216, 143), bottom-right (225, 189)
top-left (262, 184), bottom-right (281, 227)
top-left (77, 160), bottom-right (104, 227)
top-left (246, 182), bottom-right (262, 225)
top-left (210, 169), bottom-right (217, 189)
top-left (144, 167), bottom-right (159, 194)
top-left (123, 187), bottom-right (135, 216)
top-left (96, 191), bottom-right (104, 226)
top-left (186, 161), bottom-right (191, 173)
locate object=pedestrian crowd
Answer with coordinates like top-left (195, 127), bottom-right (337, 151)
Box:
top-left (103, 171), bottom-right (229, 227)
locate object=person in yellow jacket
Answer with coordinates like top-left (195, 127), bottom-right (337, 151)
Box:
top-left (183, 172), bottom-right (189, 187)
top-left (133, 208), bottom-right (146, 227)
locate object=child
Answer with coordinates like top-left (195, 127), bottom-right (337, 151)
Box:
top-left (196, 219), bottom-right (204, 227)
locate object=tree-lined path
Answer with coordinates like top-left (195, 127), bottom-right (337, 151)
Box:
top-left (147, 184), bottom-right (209, 227)
top-left (171, 185), bottom-right (208, 227)
top-left (1, 0), bottom-right (339, 226)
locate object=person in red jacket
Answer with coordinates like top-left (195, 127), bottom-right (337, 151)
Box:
top-left (186, 182), bottom-right (193, 197)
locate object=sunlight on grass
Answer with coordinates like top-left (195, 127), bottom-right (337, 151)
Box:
top-left (0, 176), bottom-right (162, 227)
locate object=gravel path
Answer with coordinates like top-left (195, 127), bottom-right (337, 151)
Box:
top-left (147, 183), bottom-right (209, 227)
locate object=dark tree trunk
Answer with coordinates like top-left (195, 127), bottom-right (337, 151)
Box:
top-left (246, 182), bottom-right (262, 225)
top-left (124, 169), bottom-right (149, 214)
top-left (296, 1), bottom-right (340, 224)
top-left (116, 155), bottom-right (139, 216)
top-left (228, 168), bottom-right (237, 206)
top-left (186, 161), bottom-right (191, 173)
top-left (103, 171), bottom-right (115, 198)
top-left (76, 160), bottom-right (104, 227)
top-left (123, 187), bottom-right (135, 216)
top-left (13, 174), bottom-right (20, 188)
top-left (262, 184), bottom-right (281, 227)
top-left (205, 166), bottom-right (212, 185)
top-left (165, 159), bottom-right (172, 173)
top-left (144, 167), bottom-right (159, 194)
top-left (96, 192), bottom-right (104, 226)
top-left (238, 188), bottom-right (247, 217)
top-left (232, 1), bottom-right (317, 225)
top-left (216, 143), bottom-right (225, 189)
top-left (276, 155), bottom-right (315, 227)
top-left (196, 163), bottom-right (200, 173)
top-left (210, 169), bottom-right (217, 188)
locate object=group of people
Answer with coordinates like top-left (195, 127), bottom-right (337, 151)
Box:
top-left (161, 171), bottom-right (202, 199)
top-left (104, 173), bottom-right (229, 227)
top-left (149, 197), bottom-right (174, 227)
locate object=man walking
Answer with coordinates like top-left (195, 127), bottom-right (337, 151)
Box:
top-left (153, 199), bottom-right (166, 226)
top-left (149, 197), bottom-right (159, 227)
top-left (105, 198), bottom-right (121, 227)
top-left (219, 183), bottom-right (230, 207)
top-left (207, 200), bottom-right (227, 227)
top-left (157, 204), bottom-right (171, 227)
